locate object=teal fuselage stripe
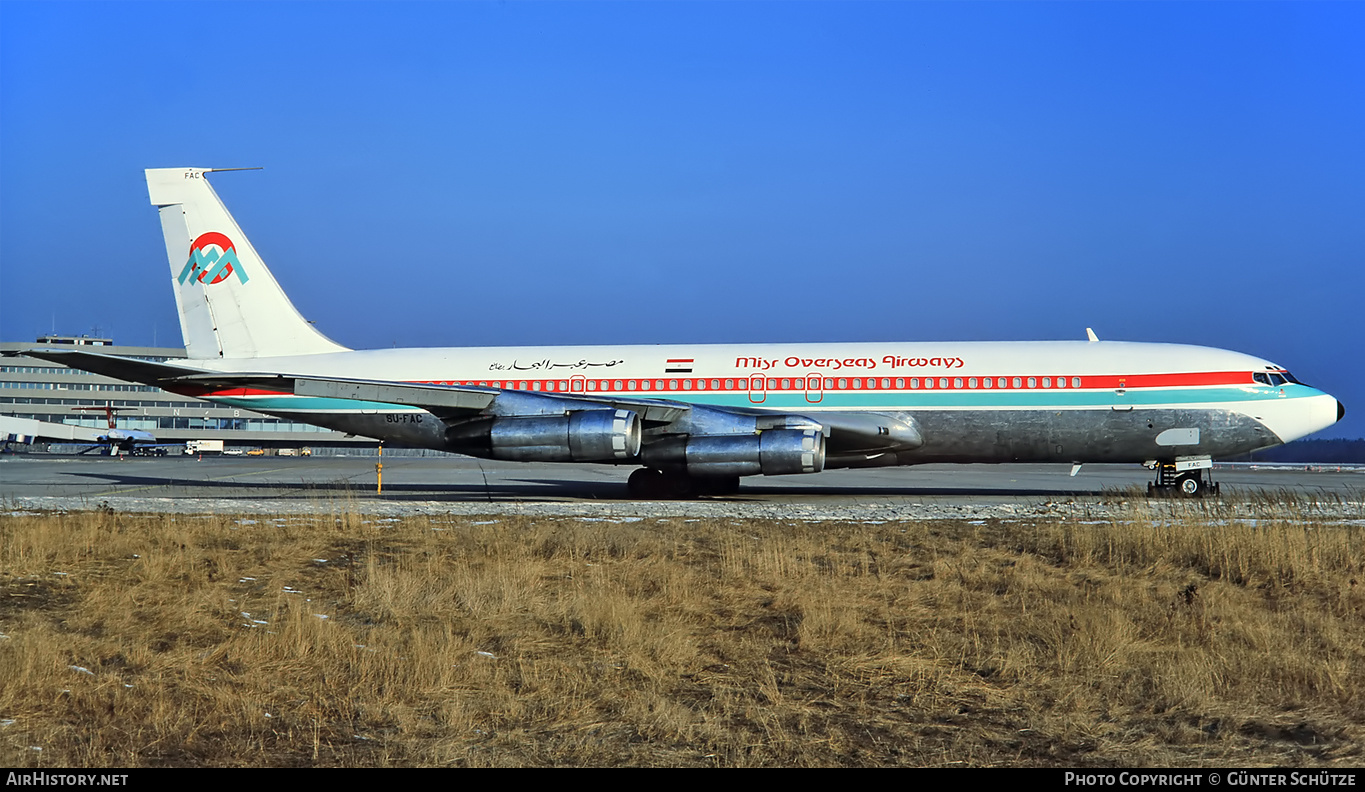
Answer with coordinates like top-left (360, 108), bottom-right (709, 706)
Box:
top-left (209, 384), bottom-right (1321, 414)
top-left (210, 396), bottom-right (426, 412)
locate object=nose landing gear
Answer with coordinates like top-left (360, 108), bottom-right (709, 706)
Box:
top-left (1147, 460), bottom-right (1220, 498)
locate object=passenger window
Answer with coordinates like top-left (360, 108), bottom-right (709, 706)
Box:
top-left (1071, 377), bottom-right (1080, 388)
top-left (895, 378), bottom-right (904, 388)
top-left (924, 378), bottom-right (934, 389)
top-left (1027, 377), bottom-right (1036, 388)
top-left (982, 377), bottom-right (992, 389)
top-left (1012, 377), bottom-right (1022, 389)
top-left (939, 378), bottom-right (948, 389)
top-left (910, 378), bottom-right (919, 389)
top-left (824, 378), bottom-right (834, 389)
top-left (1042, 377), bottom-right (1051, 388)
top-left (968, 378), bottom-right (977, 388)
top-left (953, 378), bottom-right (963, 389)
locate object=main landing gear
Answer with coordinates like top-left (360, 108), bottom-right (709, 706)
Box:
top-left (627, 468), bottom-right (741, 499)
top-left (1146, 461), bottom-right (1221, 498)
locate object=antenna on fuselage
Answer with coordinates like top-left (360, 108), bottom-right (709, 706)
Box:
top-left (1086, 328), bottom-right (1099, 343)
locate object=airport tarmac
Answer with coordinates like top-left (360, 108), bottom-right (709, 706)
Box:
top-left (1, 453), bottom-right (1361, 519)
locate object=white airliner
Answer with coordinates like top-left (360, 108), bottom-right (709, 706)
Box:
top-left (0, 411), bottom-right (160, 456)
top-left (15, 168), bottom-right (1345, 496)
top-left (70, 404), bottom-right (165, 455)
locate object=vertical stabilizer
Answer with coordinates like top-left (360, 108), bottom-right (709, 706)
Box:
top-left (146, 167), bottom-right (349, 359)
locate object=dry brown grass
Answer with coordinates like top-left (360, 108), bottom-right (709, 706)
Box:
top-left (1, 499), bottom-right (1362, 766)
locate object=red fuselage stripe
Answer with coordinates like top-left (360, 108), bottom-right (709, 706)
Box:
top-left (192, 370), bottom-right (1260, 399)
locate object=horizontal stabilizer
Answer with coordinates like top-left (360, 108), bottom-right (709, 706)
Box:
top-left (9, 349), bottom-right (209, 385)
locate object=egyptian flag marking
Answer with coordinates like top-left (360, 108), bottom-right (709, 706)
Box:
top-left (665, 358), bottom-right (694, 374)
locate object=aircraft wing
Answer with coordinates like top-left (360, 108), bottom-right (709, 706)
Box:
top-left (296, 378), bottom-right (690, 424)
top-left (166, 372), bottom-right (499, 420)
top-left (9, 349), bottom-right (691, 425)
top-left (169, 372), bottom-right (692, 425)
top-left (0, 414), bottom-right (106, 444)
top-left (190, 374), bottom-right (916, 452)
top-left (7, 348), bottom-right (913, 454)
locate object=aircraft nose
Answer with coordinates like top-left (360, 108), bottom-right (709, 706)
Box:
top-left (1339, 400), bottom-right (1347, 423)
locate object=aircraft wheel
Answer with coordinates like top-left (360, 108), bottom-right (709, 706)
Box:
top-left (627, 468), bottom-right (667, 499)
top-left (628, 468), bottom-right (695, 498)
top-left (1176, 472), bottom-right (1203, 498)
top-left (628, 470), bottom-right (741, 499)
top-left (693, 476), bottom-right (741, 496)
top-left (659, 471), bottom-right (700, 498)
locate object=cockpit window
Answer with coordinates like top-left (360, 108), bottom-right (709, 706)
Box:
top-left (1253, 373), bottom-right (1271, 385)
top-left (1268, 373), bottom-right (1287, 386)
top-left (1281, 371), bottom-right (1301, 384)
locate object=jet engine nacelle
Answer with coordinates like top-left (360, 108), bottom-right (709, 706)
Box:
top-left (446, 409), bottom-right (641, 462)
top-left (640, 428), bottom-right (826, 477)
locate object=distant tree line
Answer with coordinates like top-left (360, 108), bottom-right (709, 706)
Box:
top-left (1228, 439), bottom-right (1365, 464)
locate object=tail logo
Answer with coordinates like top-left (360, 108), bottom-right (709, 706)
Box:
top-left (178, 232), bottom-right (249, 286)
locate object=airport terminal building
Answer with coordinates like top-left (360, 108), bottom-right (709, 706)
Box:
top-left (1, 335), bottom-right (365, 451)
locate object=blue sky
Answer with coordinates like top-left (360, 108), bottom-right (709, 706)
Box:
top-left (1, 2), bottom-right (1361, 438)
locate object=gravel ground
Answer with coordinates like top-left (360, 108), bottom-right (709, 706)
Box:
top-left (6, 493), bottom-right (1363, 523)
